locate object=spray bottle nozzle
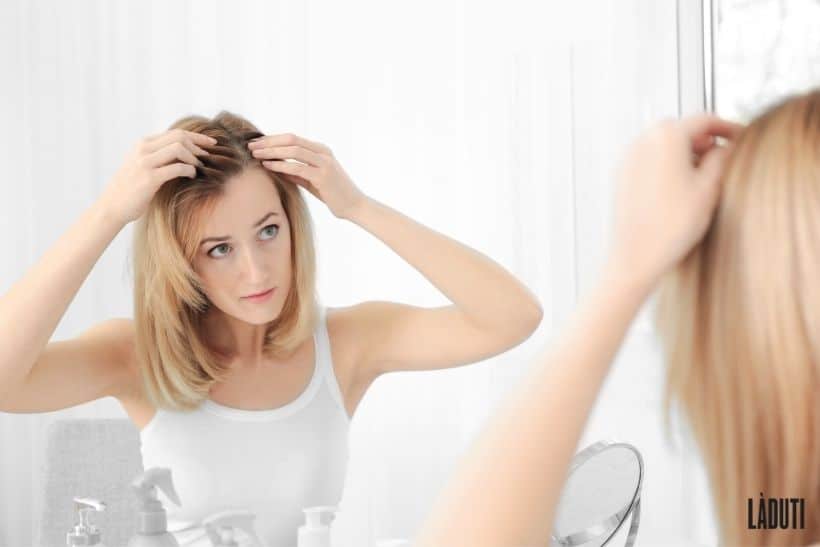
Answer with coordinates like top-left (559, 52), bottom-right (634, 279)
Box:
top-left (66, 497), bottom-right (106, 546)
top-left (131, 467), bottom-right (181, 508)
top-left (202, 509), bottom-right (263, 547)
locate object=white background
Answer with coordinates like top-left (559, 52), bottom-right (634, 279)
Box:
top-left (0, 1), bottom-right (738, 545)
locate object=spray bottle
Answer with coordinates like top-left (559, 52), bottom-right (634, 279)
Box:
top-left (127, 467), bottom-right (182, 547)
top-left (66, 497), bottom-right (107, 547)
top-left (202, 509), bottom-right (264, 547)
top-left (297, 506), bottom-right (337, 547)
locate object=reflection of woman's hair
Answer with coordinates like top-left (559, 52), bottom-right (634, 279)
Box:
top-left (132, 111), bottom-right (317, 411)
top-left (656, 89), bottom-right (820, 545)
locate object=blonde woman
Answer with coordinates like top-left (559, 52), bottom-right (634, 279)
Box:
top-left (414, 90), bottom-right (820, 547)
top-left (0, 112), bottom-right (543, 547)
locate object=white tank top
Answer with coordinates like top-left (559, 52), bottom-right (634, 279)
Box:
top-left (139, 307), bottom-right (351, 547)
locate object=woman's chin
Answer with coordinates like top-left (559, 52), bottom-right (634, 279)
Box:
top-left (243, 303), bottom-right (284, 325)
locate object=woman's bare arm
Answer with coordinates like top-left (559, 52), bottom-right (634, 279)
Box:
top-left (414, 115), bottom-right (744, 547)
top-left (0, 129), bottom-right (213, 409)
top-left (0, 203), bottom-right (124, 405)
top-left (249, 134), bottom-right (543, 386)
top-left (414, 258), bottom-right (651, 547)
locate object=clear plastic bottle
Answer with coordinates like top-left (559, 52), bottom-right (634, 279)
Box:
top-left (66, 497), bottom-right (107, 547)
top-left (297, 506), bottom-right (337, 547)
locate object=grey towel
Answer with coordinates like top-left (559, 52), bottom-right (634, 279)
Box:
top-left (37, 419), bottom-right (144, 547)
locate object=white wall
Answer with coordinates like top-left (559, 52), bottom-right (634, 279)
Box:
top-left (0, 1), bottom-right (718, 545)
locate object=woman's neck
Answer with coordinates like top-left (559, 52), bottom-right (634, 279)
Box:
top-left (202, 309), bottom-right (270, 367)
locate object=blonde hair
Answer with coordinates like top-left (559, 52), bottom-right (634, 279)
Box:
top-left (132, 111), bottom-right (318, 411)
top-left (656, 89), bottom-right (820, 545)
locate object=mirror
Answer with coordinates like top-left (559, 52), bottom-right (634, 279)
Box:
top-left (550, 441), bottom-right (643, 547)
top-left (709, 0), bottom-right (820, 120)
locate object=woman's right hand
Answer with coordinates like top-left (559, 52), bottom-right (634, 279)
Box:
top-left (98, 129), bottom-right (217, 225)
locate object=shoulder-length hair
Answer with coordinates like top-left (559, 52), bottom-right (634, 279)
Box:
top-left (132, 111), bottom-right (318, 411)
top-left (655, 89), bottom-right (820, 545)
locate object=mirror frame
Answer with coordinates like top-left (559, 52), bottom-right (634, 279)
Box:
top-left (551, 440), bottom-right (644, 547)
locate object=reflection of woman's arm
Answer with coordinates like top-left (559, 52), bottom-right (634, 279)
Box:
top-left (415, 115), bottom-right (743, 547)
top-left (0, 129), bottom-right (212, 405)
top-left (0, 203), bottom-right (122, 402)
top-left (251, 133), bottom-right (542, 378)
top-left (342, 195), bottom-right (543, 348)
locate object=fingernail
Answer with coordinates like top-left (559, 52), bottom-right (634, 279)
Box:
top-left (208, 136), bottom-right (218, 144)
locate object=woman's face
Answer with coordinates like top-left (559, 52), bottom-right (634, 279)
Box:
top-left (192, 168), bottom-right (293, 325)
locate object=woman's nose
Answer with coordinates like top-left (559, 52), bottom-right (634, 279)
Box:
top-left (239, 246), bottom-right (269, 283)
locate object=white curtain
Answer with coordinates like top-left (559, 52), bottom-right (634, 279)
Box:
top-left (0, 1), bottom-right (717, 545)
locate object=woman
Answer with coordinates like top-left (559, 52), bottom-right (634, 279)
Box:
top-left (0, 112), bottom-right (543, 546)
top-left (415, 90), bottom-right (820, 547)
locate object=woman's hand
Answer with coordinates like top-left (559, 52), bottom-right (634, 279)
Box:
top-left (608, 114), bottom-right (744, 288)
top-left (97, 129), bottom-right (216, 226)
top-left (248, 133), bottom-right (366, 219)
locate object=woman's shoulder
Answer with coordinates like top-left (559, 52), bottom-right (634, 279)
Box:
top-left (324, 305), bottom-right (361, 353)
top-left (323, 303), bottom-right (389, 375)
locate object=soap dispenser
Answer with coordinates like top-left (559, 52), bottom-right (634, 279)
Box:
top-left (202, 509), bottom-right (263, 547)
top-left (66, 497), bottom-right (107, 547)
top-left (297, 506), bottom-right (337, 547)
top-left (127, 467), bottom-right (182, 547)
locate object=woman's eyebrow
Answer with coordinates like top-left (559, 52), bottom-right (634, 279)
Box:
top-left (199, 211), bottom-right (281, 245)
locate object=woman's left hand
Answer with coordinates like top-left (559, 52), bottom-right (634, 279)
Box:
top-left (248, 133), bottom-right (366, 219)
top-left (608, 114), bottom-right (744, 289)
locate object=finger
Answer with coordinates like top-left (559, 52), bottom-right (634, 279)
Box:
top-left (251, 145), bottom-right (323, 166)
top-left (152, 162), bottom-right (197, 184)
top-left (692, 134), bottom-right (715, 156)
top-left (248, 133), bottom-right (330, 154)
top-left (695, 144), bottom-right (731, 193)
top-left (274, 172), bottom-right (320, 198)
top-left (261, 159), bottom-right (319, 181)
top-left (144, 128), bottom-right (217, 146)
top-left (168, 138), bottom-right (210, 159)
top-left (679, 114), bottom-right (745, 142)
top-left (145, 129), bottom-right (217, 152)
top-left (145, 141), bottom-right (203, 169)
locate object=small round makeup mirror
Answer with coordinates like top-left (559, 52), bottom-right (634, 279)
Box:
top-left (550, 441), bottom-right (643, 547)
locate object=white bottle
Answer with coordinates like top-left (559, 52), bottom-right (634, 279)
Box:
top-left (66, 497), bottom-right (107, 547)
top-left (202, 509), bottom-right (264, 547)
top-left (297, 506), bottom-right (337, 547)
top-left (127, 467), bottom-right (182, 547)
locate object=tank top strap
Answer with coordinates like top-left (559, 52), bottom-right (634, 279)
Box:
top-left (315, 306), bottom-right (348, 415)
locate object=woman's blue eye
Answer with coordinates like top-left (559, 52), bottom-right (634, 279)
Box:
top-left (208, 243), bottom-right (230, 258)
top-left (260, 224), bottom-right (279, 240)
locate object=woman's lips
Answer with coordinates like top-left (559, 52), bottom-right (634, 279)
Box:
top-left (242, 287), bottom-right (275, 301)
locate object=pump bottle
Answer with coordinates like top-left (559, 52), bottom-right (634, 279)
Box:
top-left (66, 497), bottom-right (107, 547)
top-left (297, 506), bottom-right (337, 547)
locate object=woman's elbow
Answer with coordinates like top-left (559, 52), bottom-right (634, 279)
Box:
top-left (507, 296), bottom-right (544, 343)
top-left (523, 298), bottom-right (544, 335)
